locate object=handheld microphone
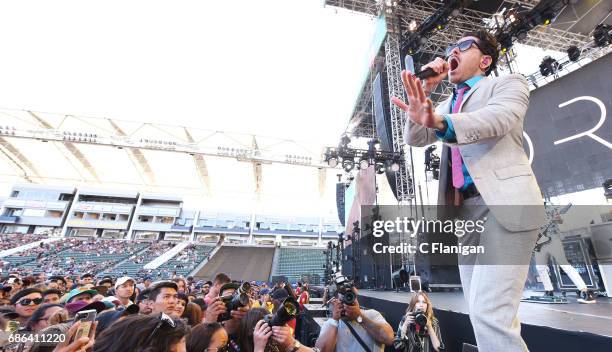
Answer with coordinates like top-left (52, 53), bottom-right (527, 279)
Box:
top-left (414, 67), bottom-right (437, 79)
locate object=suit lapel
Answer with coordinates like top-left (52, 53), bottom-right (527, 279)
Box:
top-left (458, 76), bottom-right (487, 112)
top-left (437, 96), bottom-right (453, 115)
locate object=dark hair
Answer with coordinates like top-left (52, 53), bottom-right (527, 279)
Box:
top-left (150, 281), bottom-right (178, 302)
top-left (283, 284), bottom-right (297, 300)
top-left (42, 289), bottom-right (62, 297)
top-left (186, 322), bottom-right (223, 351)
top-left (137, 288), bottom-right (152, 304)
top-left (177, 293), bottom-right (189, 306)
top-left (93, 314), bottom-right (190, 352)
top-left (463, 29), bottom-right (499, 76)
top-left (239, 308), bottom-right (272, 352)
top-left (191, 298), bottom-right (207, 312)
top-left (182, 302), bottom-right (202, 327)
top-left (214, 273), bottom-right (231, 286)
top-left (26, 303), bottom-right (64, 331)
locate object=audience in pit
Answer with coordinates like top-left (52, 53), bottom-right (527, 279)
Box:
top-left (1, 236), bottom-right (402, 352)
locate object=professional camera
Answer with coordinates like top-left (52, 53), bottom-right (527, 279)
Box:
top-left (334, 273), bottom-right (357, 305)
top-left (410, 309), bottom-right (428, 336)
top-left (263, 296), bottom-right (298, 326)
top-left (218, 282), bottom-right (252, 322)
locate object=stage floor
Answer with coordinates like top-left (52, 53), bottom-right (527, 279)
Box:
top-left (360, 289), bottom-right (612, 338)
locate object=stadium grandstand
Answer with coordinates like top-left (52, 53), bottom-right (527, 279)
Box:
top-left (0, 182), bottom-right (337, 282)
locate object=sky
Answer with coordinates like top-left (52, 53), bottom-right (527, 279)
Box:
top-left (0, 0), bottom-right (375, 146)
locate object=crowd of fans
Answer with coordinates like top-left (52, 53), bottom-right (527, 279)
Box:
top-left (0, 234), bottom-right (47, 251)
top-left (0, 271), bottom-right (317, 352)
top-left (0, 268), bottom-right (444, 352)
top-left (8, 239), bottom-right (147, 278)
top-left (1, 236), bottom-right (443, 352)
top-left (2, 239), bottom-right (83, 277)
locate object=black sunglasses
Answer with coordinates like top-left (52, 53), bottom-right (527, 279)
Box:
top-left (445, 39), bottom-right (483, 58)
top-left (18, 297), bottom-right (44, 306)
top-left (145, 313), bottom-right (176, 345)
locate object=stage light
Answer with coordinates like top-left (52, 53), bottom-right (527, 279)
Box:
top-left (593, 24), bottom-right (611, 47)
top-left (375, 162), bottom-right (386, 174)
top-left (408, 20), bottom-right (417, 32)
top-left (541, 9), bottom-right (554, 26)
top-left (342, 159), bottom-right (354, 172)
top-left (359, 156), bottom-right (369, 170)
top-left (508, 13), bottom-right (516, 23)
top-left (326, 150), bottom-right (339, 167)
top-left (567, 46), bottom-right (580, 62)
top-left (339, 135), bottom-right (351, 149)
top-left (539, 56), bottom-right (561, 77)
top-left (436, 23), bottom-right (444, 30)
top-left (390, 160), bottom-right (400, 172)
top-left (498, 35), bottom-right (513, 53)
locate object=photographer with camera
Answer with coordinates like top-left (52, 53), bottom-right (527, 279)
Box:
top-left (245, 307), bottom-right (316, 352)
top-left (316, 278), bottom-right (394, 352)
top-left (395, 292), bottom-right (443, 352)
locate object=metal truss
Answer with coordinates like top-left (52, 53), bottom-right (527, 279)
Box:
top-left (183, 128), bottom-right (212, 196)
top-left (0, 114), bottom-right (330, 170)
top-left (27, 111), bottom-right (101, 183)
top-left (525, 43), bottom-right (612, 89)
top-left (107, 119), bottom-right (157, 185)
top-left (326, 1), bottom-right (592, 56)
top-left (385, 32), bottom-right (414, 203)
top-left (0, 137), bottom-right (41, 183)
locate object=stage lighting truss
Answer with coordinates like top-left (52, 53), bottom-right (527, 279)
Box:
top-left (490, 0), bottom-right (568, 61)
top-left (526, 34), bottom-right (611, 89)
top-left (323, 145), bottom-right (403, 175)
top-left (0, 125), bottom-right (17, 136)
top-left (539, 56), bottom-right (562, 77)
top-left (593, 24), bottom-right (611, 47)
top-left (1, 120), bottom-right (328, 168)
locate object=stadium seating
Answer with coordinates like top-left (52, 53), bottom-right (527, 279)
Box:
top-left (12, 239), bottom-right (149, 277)
top-left (98, 242), bottom-right (176, 278)
top-left (144, 244), bottom-right (214, 279)
top-left (2, 238), bottom-right (81, 271)
top-left (0, 233), bottom-right (47, 251)
top-left (274, 247), bottom-right (326, 283)
top-left (194, 245), bottom-right (274, 282)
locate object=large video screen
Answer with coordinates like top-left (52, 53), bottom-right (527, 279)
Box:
top-left (523, 53), bottom-right (611, 197)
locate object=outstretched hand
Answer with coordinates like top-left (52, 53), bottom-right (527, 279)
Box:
top-left (391, 70), bottom-right (445, 130)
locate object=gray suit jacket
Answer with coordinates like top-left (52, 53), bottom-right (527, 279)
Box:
top-left (403, 74), bottom-right (545, 232)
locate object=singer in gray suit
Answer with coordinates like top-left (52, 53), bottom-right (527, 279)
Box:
top-left (392, 30), bottom-right (546, 351)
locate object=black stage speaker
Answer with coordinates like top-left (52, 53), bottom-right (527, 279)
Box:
top-left (336, 183), bottom-right (346, 226)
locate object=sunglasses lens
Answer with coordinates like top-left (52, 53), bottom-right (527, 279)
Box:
top-left (459, 40), bottom-right (472, 51)
top-left (445, 45), bottom-right (454, 57)
top-left (19, 298), bottom-right (41, 305)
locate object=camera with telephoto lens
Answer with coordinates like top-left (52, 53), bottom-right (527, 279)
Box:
top-left (218, 282), bottom-right (251, 322)
top-left (335, 274), bottom-right (357, 305)
top-left (263, 296), bottom-right (298, 326)
top-left (410, 309), bottom-right (428, 336)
